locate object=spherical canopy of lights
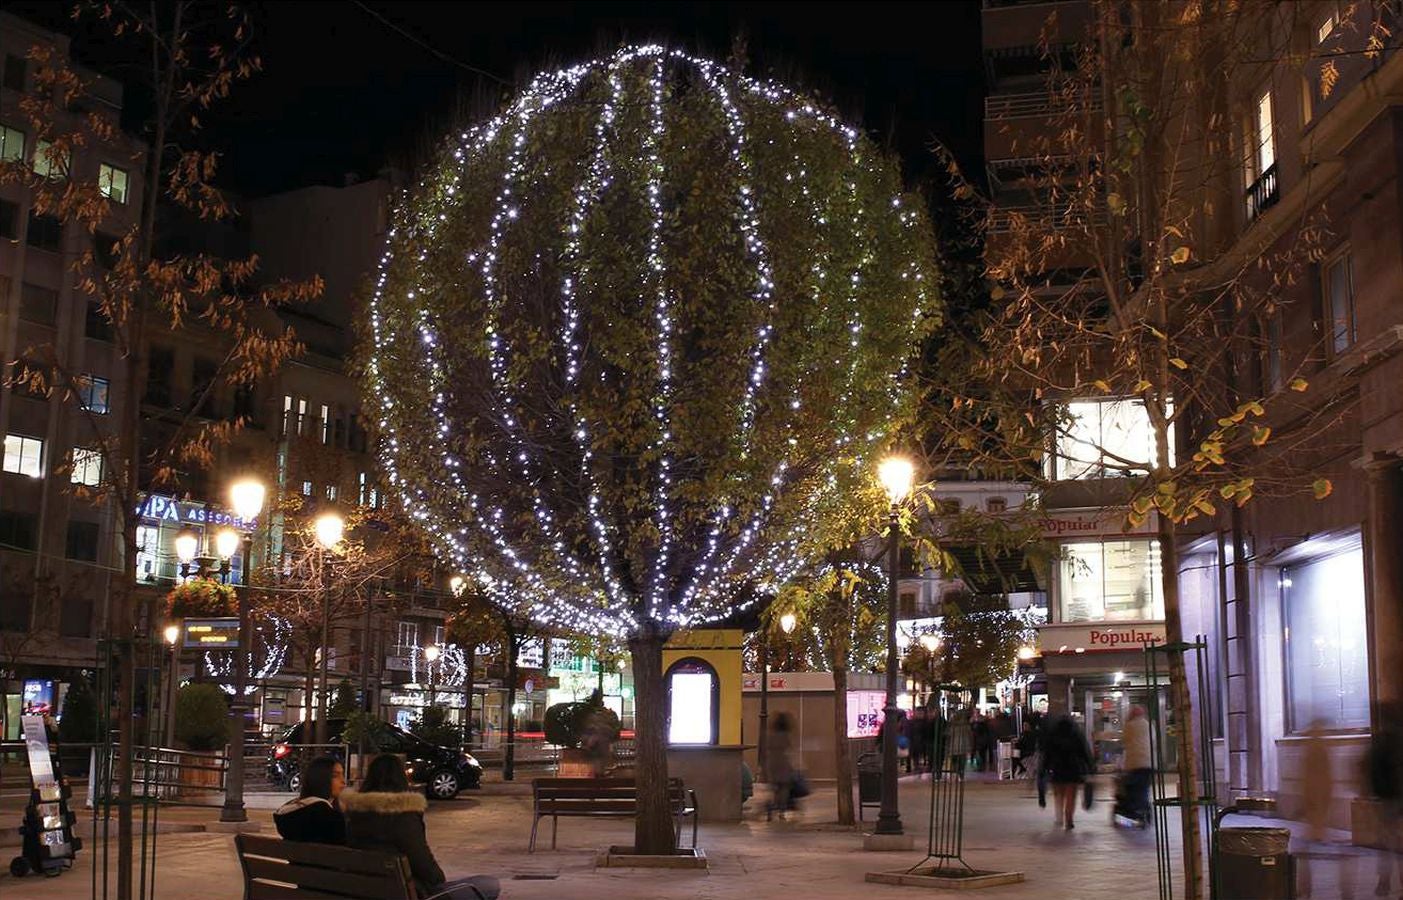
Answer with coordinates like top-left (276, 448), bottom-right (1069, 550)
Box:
top-left (368, 46), bottom-right (939, 638)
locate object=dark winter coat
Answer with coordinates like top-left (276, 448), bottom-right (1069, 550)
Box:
top-left (273, 796), bottom-right (347, 845)
top-left (340, 789), bottom-right (445, 895)
top-left (1041, 720), bottom-right (1095, 784)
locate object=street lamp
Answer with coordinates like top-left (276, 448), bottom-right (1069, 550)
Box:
top-left (164, 625), bottom-right (181, 748)
top-left (876, 454), bottom-right (915, 837)
top-left (424, 644), bottom-right (440, 708)
top-left (220, 476), bottom-right (264, 825)
top-left (919, 633), bottom-right (942, 709)
top-left (313, 511), bottom-right (344, 746)
top-left (174, 529), bottom-right (200, 579)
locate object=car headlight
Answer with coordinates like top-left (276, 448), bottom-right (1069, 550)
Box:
top-left (460, 753), bottom-right (481, 768)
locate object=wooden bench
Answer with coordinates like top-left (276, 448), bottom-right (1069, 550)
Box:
top-left (236, 833), bottom-right (417, 900)
top-left (529, 777), bottom-right (698, 852)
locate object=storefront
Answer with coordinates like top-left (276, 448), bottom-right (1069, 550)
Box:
top-left (134, 493), bottom-right (255, 584)
top-left (1033, 509), bottom-right (1170, 769)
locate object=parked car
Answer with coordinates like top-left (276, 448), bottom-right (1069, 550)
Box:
top-left (267, 719), bottom-right (483, 799)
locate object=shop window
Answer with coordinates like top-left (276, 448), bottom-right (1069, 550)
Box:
top-left (665, 657), bottom-right (719, 745)
top-left (1283, 543), bottom-right (1369, 732)
top-left (1057, 539), bottom-right (1164, 623)
top-left (1051, 399), bottom-right (1172, 480)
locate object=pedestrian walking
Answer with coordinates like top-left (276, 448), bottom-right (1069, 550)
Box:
top-left (1119, 706), bottom-right (1153, 825)
top-left (1298, 719), bottom-right (1356, 898)
top-left (768, 712), bottom-right (797, 820)
top-left (1012, 722), bottom-right (1037, 780)
top-left (971, 710), bottom-right (991, 772)
top-left (1040, 715), bottom-right (1094, 830)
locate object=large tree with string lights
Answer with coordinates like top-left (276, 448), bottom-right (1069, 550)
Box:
top-left (365, 46), bottom-right (938, 853)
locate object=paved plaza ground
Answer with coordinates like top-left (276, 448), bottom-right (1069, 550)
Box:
top-left (0, 773), bottom-right (1385, 899)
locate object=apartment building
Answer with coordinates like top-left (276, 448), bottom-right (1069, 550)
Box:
top-left (0, 13), bottom-right (146, 736)
top-left (982, 0), bottom-right (1403, 841)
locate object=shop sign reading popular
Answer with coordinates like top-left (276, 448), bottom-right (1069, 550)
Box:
top-left (1039, 509), bottom-right (1157, 539)
top-left (1036, 621), bottom-right (1166, 654)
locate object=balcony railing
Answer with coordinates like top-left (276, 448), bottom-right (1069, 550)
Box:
top-left (985, 90), bottom-right (1102, 119)
top-left (1244, 163), bottom-right (1279, 223)
top-left (987, 203), bottom-right (1105, 234)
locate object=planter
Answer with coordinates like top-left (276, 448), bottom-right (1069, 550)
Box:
top-left (597, 846), bottom-right (708, 869)
top-left (865, 867), bottom-right (1025, 890)
top-left (557, 748), bottom-right (593, 778)
top-left (177, 749), bottom-right (226, 798)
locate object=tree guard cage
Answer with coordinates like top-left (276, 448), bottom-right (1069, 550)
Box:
top-left (1144, 638), bottom-right (1220, 900)
top-left (905, 683), bottom-right (974, 877)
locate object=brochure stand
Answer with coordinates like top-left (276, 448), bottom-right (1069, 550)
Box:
top-left (9, 714), bottom-right (80, 878)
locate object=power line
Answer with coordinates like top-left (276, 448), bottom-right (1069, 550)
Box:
top-left (350, 0), bottom-right (512, 86)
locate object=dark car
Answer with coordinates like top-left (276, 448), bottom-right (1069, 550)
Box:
top-left (267, 719), bottom-right (483, 799)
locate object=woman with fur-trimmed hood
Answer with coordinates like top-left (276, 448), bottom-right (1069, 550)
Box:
top-left (341, 753), bottom-right (499, 899)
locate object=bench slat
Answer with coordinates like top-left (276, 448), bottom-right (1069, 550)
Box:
top-left (237, 835), bottom-right (405, 878)
top-left (243, 857), bottom-right (412, 899)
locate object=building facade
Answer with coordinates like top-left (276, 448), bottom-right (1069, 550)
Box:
top-left (982, 0), bottom-right (1403, 839)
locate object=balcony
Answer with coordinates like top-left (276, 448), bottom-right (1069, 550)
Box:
top-left (985, 90), bottom-right (1102, 119)
top-left (987, 203), bottom-right (1105, 234)
top-left (1244, 163), bottom-right (1279, 224)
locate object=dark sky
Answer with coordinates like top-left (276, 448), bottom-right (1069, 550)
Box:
top-left (9, 1), bottom-right (985, 198)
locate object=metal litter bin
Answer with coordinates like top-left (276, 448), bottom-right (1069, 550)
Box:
top-left (1216, 826), bottom-right (1292, 900)
top-left (857, 751), bottom-right (882, 821)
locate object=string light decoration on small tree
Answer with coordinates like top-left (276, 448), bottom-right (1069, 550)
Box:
top-left (366, 45), bottom-right (939, 853)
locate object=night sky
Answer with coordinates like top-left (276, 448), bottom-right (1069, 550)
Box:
top-left (8, 1), bottom-right (985, 199)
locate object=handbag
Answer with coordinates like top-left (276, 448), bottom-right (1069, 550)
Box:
top-left (1082, 780), bottom-right (1095, 810)
top-left (790, 772), bottom-right (811, 799)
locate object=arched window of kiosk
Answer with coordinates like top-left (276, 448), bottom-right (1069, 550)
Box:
top-left (665, 657), bottom-right (720, 745)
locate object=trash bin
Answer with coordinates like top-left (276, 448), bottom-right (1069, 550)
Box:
top-left (1216, 827), bottom-right (1292, 900)
top-left (857, 752), bottom-right (882, 821)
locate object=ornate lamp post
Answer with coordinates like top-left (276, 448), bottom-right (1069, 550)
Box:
top-left (163, 625), bottom-right (181, 748)
top-left (875, 455), bottom-right (915, 836)
top-left (221, 477), bottom-right (264, 824)
top-left (313, 511), bottom-right (344, 746)
top-left (920, 633), bottom-right (942, 708)
top-left (759, 609), bottom-right (797, 782)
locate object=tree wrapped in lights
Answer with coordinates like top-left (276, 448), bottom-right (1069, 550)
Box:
top-left (367, 46), bottom-right (938, 853)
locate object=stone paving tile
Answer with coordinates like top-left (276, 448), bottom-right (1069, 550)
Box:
top-left (1, 776), bottom-right (1388, 899)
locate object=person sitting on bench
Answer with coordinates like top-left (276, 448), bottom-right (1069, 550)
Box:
top-left (341, 754), bottom-right (500, 900)
top-left (274, 756), bottom-right (348, 845)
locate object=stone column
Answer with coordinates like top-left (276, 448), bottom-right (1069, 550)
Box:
top-left (1365, 453), bottom-right (1403, 711)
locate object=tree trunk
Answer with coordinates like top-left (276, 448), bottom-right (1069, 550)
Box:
top-left (1160, 517), bottom-right (1204, 900)
top-left (628, 630), bottom-right (674, 854)
top-left (504, 632), bottom-right (518, 781)
top-left (832, 664), bottom-right (855, 826)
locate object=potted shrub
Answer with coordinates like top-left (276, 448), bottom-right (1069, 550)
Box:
top-left (343, 710), bottom-right (395, 779)
top-left (163, 579), bottom-right (237, 619)
top-left (173, 683), bottom-right (230, 793)
top-left (545, 692), bottom-right (620, 777)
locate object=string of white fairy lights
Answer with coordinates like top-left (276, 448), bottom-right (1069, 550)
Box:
top-left (366, 45), bottom-right (928, 637)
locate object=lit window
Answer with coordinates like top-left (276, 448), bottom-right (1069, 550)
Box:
top-left (297, 398), bottom-right (308, 435)
top-left (98, 163), bottom-right (129, 203)
top-left (3, 433), bottom-right (44, 478)
top-left (301, 480), bottom-right (313, 497)
top-left (1253, 90), bottom-right (1275, 176)
top-left (0, 124), bottom-right (24, 163)
top-left (136, 524), bottom-right (160, 582)
top-left (1283, 542), bottom-right (1368, 731)
top-left (32, 139), bottom-right (69, 180)
top-left (71, 448), bottom-right (103, 486)
top-left (1058, 539), bottom-right (1165, 623)
top-left (358, 471), bottom-right (368, 505)
top-left (282, 394), bottom-right (293, 436)
top-left (77, 374), bottom-right (110, 414)
top-left (397, 621), bottom-right (418, 649)
top-left (369, 488), bottom-right (380, 509)
top-left (321, 404), bottom-right (330, 444)
top-left (325, 484), bottom-right (338, 501)
top-left (1325, 251), bottom-right (1355, 355)
top-left (1052, 398), bottom-right (1172, 480)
